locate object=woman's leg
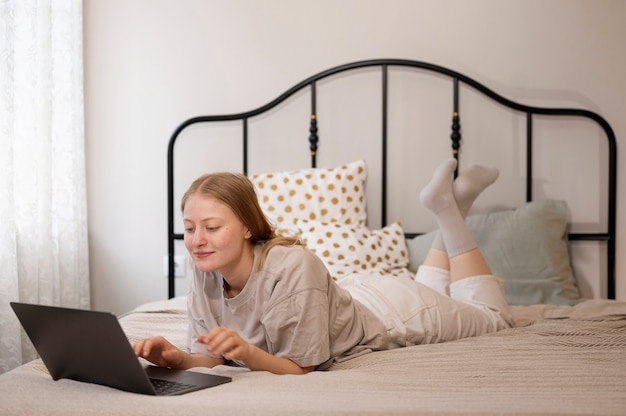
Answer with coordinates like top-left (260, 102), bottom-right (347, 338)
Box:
top-left (419, 162), bottom-right (499, 295)
top-left (354, 161), bottom-right (512, 347)
top-left (346, 270), bottom-right (513, 347)
top-left (416, 158), bottom-right (513, 333)
top-left (424, 163), bottom-right (499, 271)
top-left (419, 158), bottom-right (494, 281)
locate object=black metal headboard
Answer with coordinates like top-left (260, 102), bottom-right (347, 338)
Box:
top-left (166, 58), bottom-right (617, 300)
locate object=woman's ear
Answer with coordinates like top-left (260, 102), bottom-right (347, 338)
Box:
top-left (244, 229), bottom-right (252, 239)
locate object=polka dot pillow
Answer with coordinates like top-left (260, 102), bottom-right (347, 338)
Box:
top-left (297, 219), bottom-right (410, 280)
top-left (250, 160), bottom-right (367, 234)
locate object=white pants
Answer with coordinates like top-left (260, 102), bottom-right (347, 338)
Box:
top-left (338, 266), bottom-right (513, 348)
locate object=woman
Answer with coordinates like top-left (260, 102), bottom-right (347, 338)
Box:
top-left (133, 159), bottom-right (512, 375)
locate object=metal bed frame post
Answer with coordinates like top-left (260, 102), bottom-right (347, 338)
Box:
top-left (309, 81), bottom-right (318, 167)
top-left (526, 113), bottom-right (533, 202)
top-left (243, 118), bottom-right (249, 175)
top-left (381, 65), bottom-right (388, 227)
top-left (451, 78), bottom-right (461, 178)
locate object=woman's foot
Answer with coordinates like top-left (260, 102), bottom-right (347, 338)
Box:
top-left (454, 165), bottom-right (499, 216)
top-left (420, 158), bottom-right (457, 214)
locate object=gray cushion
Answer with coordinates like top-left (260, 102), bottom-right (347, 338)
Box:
top-left (406, 199), bottom-right (581, 306)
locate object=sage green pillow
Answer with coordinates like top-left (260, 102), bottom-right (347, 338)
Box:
top-left (406, 199), bottom-right (581, 306)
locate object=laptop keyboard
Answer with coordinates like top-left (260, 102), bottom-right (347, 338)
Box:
top-left (150, 377), bottom-right (195, 395)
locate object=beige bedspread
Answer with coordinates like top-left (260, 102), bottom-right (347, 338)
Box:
top-left (1, 298), bottom-right (625, 416)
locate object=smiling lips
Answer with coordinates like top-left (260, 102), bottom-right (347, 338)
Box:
top-left (194, 251), bottom-right (213, 259)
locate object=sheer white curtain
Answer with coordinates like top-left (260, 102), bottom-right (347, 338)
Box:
top-left (0, 0), bottom-right (89, 374)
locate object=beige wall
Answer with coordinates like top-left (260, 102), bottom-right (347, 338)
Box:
top-left (84, 0), bottom-right (626, 314)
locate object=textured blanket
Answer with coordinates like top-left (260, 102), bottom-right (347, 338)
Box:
top-left (1, 298), bottom-right (625, 416)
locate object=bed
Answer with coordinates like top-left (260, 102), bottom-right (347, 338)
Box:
top-left (1, 59), bottom-right (624, 415)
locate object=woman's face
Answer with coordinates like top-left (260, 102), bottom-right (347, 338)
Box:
top-left (183, 193), bottom-right (252, 276)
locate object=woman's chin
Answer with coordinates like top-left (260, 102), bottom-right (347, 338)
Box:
top-left (194, 260), bottom-right (217, 273)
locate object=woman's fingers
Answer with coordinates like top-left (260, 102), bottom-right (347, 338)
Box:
top-left (132, 338), bottom-right (149, 356)
top-left (198, 327), bottom-right (246, 359)
top-left (132, 336), bottom-right (177, 367)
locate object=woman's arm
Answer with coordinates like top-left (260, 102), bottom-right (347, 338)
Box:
top-left (198, 327), bottom-right (315, 375)
top-left (244, 344), bottom-right (315, 375)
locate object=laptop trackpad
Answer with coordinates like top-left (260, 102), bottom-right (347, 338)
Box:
top-left (144, 365), bottom-right (231, 395)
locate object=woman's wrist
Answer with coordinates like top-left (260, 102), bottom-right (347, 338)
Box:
top-left (172, 351), bottom-right (191, 370)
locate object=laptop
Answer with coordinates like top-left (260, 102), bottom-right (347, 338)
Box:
top-left (10, 302), bottom-right (231, 395)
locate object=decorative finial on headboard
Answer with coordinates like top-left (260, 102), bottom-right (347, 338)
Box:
top-left (309, 114), bottom-right (319, 166)
top-left (451, 111), bottom-right (461, 157)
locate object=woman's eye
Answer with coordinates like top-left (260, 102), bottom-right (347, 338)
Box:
top-left (206, 226), bottom-right (218, 232)
top-left (184, 228), bottom-right (194, 234)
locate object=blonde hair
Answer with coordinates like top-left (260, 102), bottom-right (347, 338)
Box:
top-left (181, 172), bottom-right (301, 270)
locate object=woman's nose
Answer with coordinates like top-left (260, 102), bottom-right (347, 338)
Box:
top-left (192, 229), bottom-right (206, 245)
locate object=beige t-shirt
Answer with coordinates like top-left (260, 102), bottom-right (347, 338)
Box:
top-left (187, 243), bottom-right (388, 368)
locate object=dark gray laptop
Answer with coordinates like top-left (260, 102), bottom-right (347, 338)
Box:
top-left (10, 302), bottom-right (231, 395)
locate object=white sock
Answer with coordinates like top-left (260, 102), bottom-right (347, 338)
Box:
top-left (420, 159), bottom-right (476, 258)
top-left (431, 164), bottom-right (499, 252)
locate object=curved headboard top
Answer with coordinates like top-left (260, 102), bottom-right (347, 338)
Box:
top-left (166, 59), bottom-right (616, 300)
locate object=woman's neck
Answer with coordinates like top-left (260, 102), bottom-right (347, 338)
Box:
top-left (222, 280), bottom-right (241, 298)
top-left (221, 243), bottom-right (255, 298)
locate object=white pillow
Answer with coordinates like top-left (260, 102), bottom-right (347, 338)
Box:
top-left (297, 219), bottom-right (409, 280)
top-left (250, 160), bottom-right (367, 234)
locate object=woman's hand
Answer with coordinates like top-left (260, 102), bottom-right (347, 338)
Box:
top-left (198, 327), bottom-right (253, 362)
top-left (197, 327), bottom-right (315, 375)
top-left (132, 336), bottom-right (186, 369)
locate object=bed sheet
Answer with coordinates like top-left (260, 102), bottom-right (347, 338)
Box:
top-left (1, 297), bottom-right (625, 416)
